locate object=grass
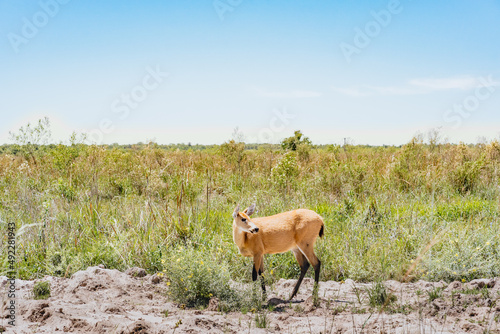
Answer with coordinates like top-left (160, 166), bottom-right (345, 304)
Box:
top-left (32, 281), bottom-right (51, 300)
top-left (427, 287), bottom-right (443, 302)
top-left (1, 120), bottom-right (500, 308)
top-left (254, 311), bottom-right (268, 328)
top-left (366, 281), bottom-right (397, 308)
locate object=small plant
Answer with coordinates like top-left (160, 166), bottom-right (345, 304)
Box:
top-left (366, 282), bottom-right (396, 308)
top-left (312, 282), bottom-right (320, 307)
top-left (352, 283), bottom-right (365, 305)
top-left (427, 287), bottom-right (443, 301)
top-left (460, 287), bottom-right (490, 299)
top-left (387, 303), bottom-right (413, 315)
top-left (351, 307), bottom-right (367, 314)
top-left (33, 281), bottom-right (51, 300)
top-left (480, 287), bottom-right (490, 299)
top-left (294, 304), bottom-right (304, 313)
top-left (254, 311), bottom-right (268, 328)
top-left (164, 246), bottom-right (242, 311)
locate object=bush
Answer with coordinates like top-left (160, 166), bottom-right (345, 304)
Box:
top-left (271, 152), bottom-right (298, 189)
top-left (164, 246), bottom-right (241, 310)
top-left (33, 281), bottom-right (51, 300)
top-left (449, 159), bottom-right (484, 194)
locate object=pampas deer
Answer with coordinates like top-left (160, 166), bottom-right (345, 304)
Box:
top-left (232, 204), bottom-right (324, 300)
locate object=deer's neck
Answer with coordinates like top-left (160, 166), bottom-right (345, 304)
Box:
top-left (233, 222), bottom-right (253, 256)
top-left (232, 222), bottom-right (246, 248)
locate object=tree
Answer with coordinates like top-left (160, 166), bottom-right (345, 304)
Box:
top-left (281, 130), bottom-right (311, 151)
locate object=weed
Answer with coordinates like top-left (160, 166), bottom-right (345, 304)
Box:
top-left (2, 120), bottom-right (500, 289)
top-left (352, 283), bottom-right (364, 305)
top-left (427, 287), bottom-right (443, 302)
top-left (351, 307), bottom-right (367, 314)
top-left (480, 287), bottom-right (490, 299)
top-left (294, 304), bottom-right (304, 313)
top-left (366, 282), bottom-right (397, 308)
top-left (387, 303), bottom-right (413, 315)
top-left (312, 282), bottom-right (320, 307)
top-left (164, 246), bottom-right (240, 310)
top-left (254, 311), bottom-right (268, 328)
top-left (33, 281), bottom-right (50, 300)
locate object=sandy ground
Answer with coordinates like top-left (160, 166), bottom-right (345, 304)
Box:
top-left (1, 266), bottom-right (499, 334)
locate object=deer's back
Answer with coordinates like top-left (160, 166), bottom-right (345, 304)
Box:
top-left (252, 209), bottom-right (323, 254)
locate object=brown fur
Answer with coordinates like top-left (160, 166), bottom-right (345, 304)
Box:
top-left (232, 207), bottom-right (324, 299)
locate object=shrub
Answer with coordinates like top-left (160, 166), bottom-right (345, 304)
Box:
top-left (164, 246), bottom-right (240, 310)
top-left (449, 159), bottom-right (484, 194)
top-left (271, 152), bottom-right (298, 189)
top-left (33, 281), bottom-right (51, 300)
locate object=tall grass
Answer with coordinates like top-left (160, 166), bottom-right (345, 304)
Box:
top-left (1, 128), bottom-right (499, 292)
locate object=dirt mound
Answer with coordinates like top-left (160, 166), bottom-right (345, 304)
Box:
top-left (1, 268), bottom-right (499, 333)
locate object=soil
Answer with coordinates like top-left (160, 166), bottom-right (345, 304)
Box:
top-left (1, 266), bottom-right (499, 333)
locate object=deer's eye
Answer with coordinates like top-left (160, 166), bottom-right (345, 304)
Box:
top-left (241, 218), bottom-right (247, 222)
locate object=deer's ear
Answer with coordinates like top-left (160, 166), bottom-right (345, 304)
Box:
top-left (245, 204), bottom-right (256, 216)
top-left (232, 205), bottom-right (240, 219)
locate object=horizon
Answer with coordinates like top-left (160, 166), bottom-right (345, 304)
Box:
top-left (1, 0), bottom-right (499, 146)
top-left (4, 117), bottom-right (499, 148)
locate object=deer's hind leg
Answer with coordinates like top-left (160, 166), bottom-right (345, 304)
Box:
top-left (289, 248), bottom-right (310, 300)
top-left (296, 241), bottom-right (321, 286)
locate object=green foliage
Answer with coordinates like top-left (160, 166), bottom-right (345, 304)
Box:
top-left (281, 130), bottom-right (311, 151)
top-left (164, 246), bottom-right (240, 310)
top-left (1, 121), bottom-right (499, 289)
top-left (449, 159), bottom-right (485, 194)
top-left (271, 152), bottom-right (298, 188)
top-left (254, 311), bottom-right (268, 328)
top-left (366, 282), bottom-right (396, 308)
top-left (57, 178), bottom-right (77, 201)
top-left (390, 136), bottom-right (426, 191)
top-left (219, 140), bottom-right (246, 170)
top-left (427, 287), bottom-right (443, 301)
top-left (33, 281), bottom-right (51, 300)
top-left (422, 229), bottom-right (498, 282)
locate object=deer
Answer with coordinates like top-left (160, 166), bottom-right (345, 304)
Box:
top-left (232, 204), bottom-right (324, 300)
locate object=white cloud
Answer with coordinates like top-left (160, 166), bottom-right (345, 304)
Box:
top-left (331, 85), bottom-right (421, 97)
top-left (409, 76), bottom-right (495, 91)
top-left (257, 89), bottom-right (322, 98)
top-left (331, 75), bottom-right (499, 97)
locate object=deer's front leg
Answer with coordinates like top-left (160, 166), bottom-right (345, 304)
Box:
top-left (253, 254), bottom-right (266, 295)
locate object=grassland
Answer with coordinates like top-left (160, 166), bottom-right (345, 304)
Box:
top-left (1, 126), bottom-right (499, 302)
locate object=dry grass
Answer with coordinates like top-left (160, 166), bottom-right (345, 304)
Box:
top-left (1, 124), bottom-right (499, 293)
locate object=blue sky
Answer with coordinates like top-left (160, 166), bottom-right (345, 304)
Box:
top-left (1, 0), bottom-right (499, 145)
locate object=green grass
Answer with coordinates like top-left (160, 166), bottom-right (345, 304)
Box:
top-left (33, 281), bottom-right (50, 300)
top-left (1, 123), bottom-right (500, 310)
top-left (427, 287), bottom-right (443, 302)
top-left (366, 281), bottom-right (397, 308)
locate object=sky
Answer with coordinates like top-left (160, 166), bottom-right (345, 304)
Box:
top-left (1, 0), bottom-right (499, 146)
